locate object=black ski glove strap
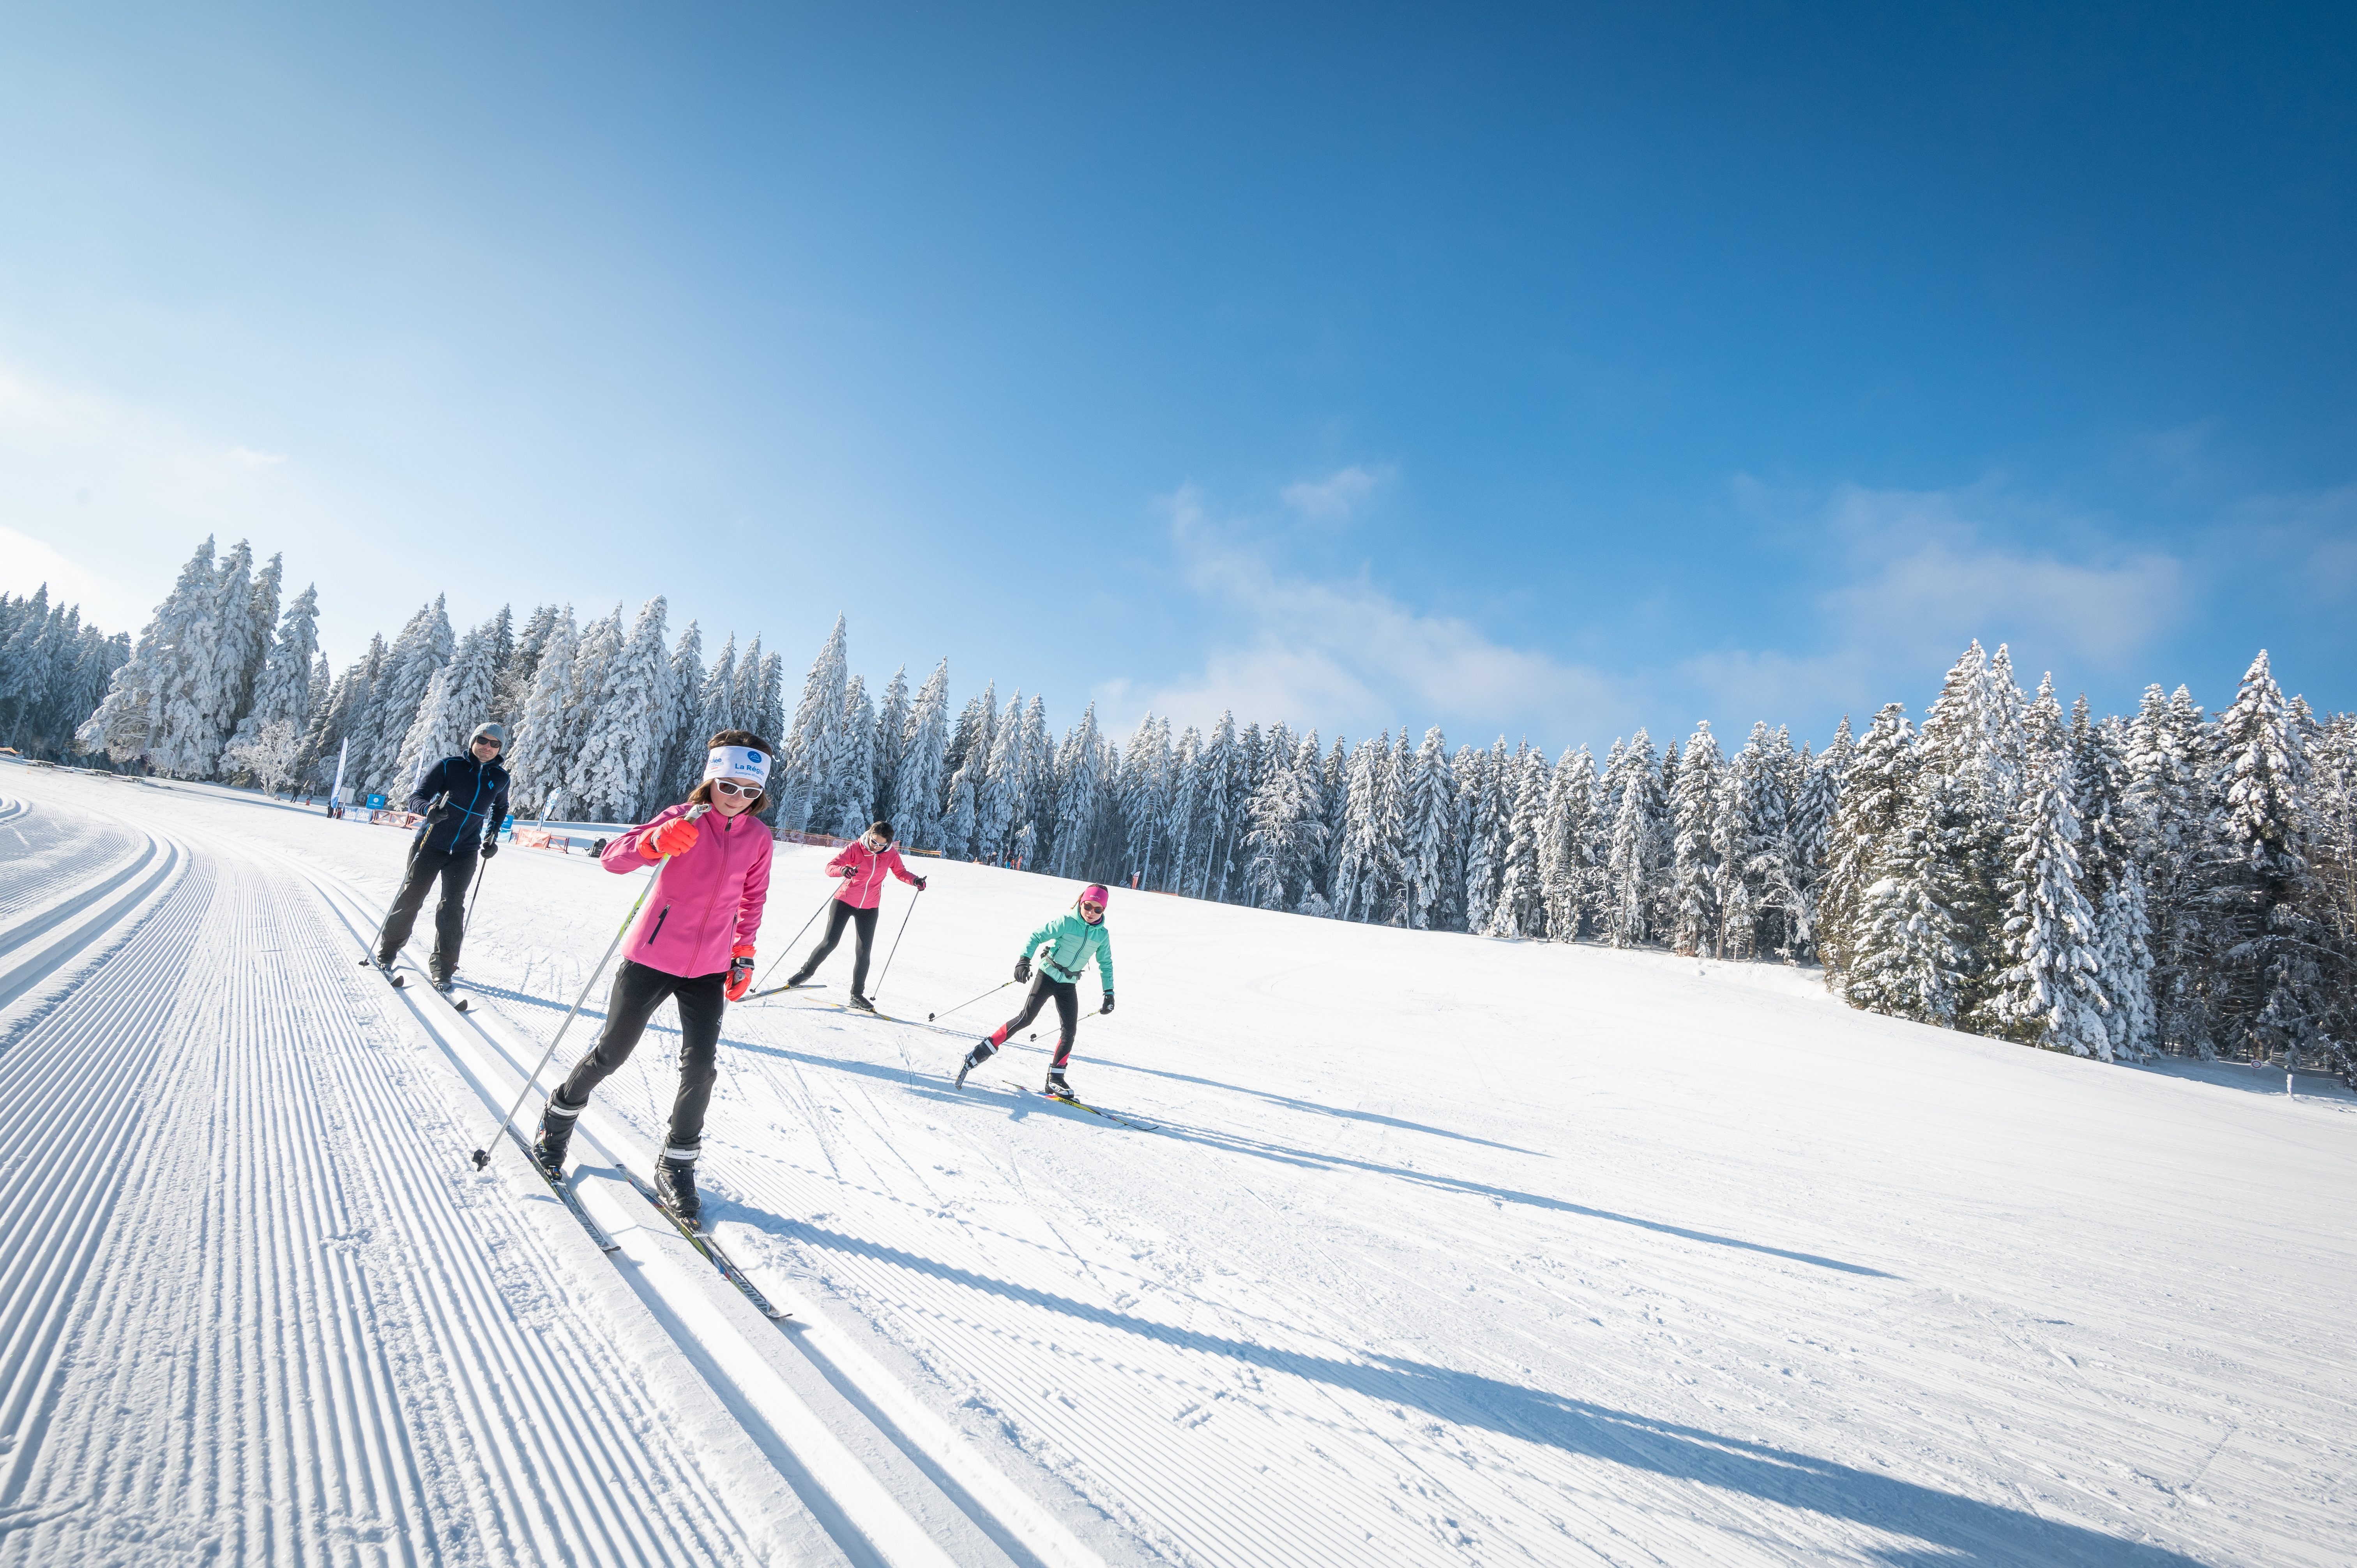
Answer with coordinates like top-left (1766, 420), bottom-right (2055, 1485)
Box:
top-left (1014, 956), bottom-right (1031, 983)
top-left (1100, 992), bottom-right (1115, 1015)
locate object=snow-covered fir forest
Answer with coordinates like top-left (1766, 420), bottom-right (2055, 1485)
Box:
top-left (37, 534), bottom-right (2357, 1080)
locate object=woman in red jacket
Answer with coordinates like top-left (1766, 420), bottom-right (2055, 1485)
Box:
top-left (781, 819), bottom-right (926, 1010)
top-left (533, 731), bottom-right (774, 1226)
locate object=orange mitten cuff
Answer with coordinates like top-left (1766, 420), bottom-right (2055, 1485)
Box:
top-left (732, 943), bottom-right (756, 960)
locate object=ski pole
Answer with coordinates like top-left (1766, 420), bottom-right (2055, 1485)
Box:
top-left (928, 978), bottom-right (1015, 1023)
top-left (463, 854), bottom-right (490, 937)
top-left (870, 893), bottom-right (919, 1000)
top-left (747, 886), bottom-right (845, 999)
top-left (469, 808), bottom-right (702, 1171)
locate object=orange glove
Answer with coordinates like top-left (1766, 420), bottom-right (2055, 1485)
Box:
top-left (642, 815), bottom-right (701, 859)
top-left (725, 944), bottom-right (757, 1001)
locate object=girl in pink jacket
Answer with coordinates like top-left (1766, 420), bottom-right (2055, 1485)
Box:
top-left (781, 819), bottom-right (926, 1009)
top-left (533, 730), bottom-right (775, 1226)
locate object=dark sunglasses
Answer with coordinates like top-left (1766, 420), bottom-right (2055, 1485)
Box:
top-left (712, 779), bottom-right (759, 798)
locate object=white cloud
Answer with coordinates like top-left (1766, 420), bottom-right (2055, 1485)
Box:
top-left (1279, 464), bottom-right (1392, 523)
top-left (227, 445), bottom-right (289, 470)
top-left (1106, 487), bottom-right (1628, 745)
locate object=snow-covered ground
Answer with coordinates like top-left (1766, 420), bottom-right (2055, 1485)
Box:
top-left (2, 763), bottom-right (2351, 1566)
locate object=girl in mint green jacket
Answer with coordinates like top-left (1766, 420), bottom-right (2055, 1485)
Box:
top-left (955, 883), bottom-right (1114, 1097)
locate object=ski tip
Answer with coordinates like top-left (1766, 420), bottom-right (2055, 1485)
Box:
top-left (453, 998), bottom-right (469, 1012)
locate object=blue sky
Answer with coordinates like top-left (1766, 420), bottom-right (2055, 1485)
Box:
top-left (4, 2), bottom-right (2351, 756)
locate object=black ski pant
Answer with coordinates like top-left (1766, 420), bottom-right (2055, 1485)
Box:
top-left (795, 899), bottom-right (879, 994)
top-left (986, 973), bottom-right (1081, 1068)
top-left (548, 959), bottom-right (727, 1162)
top-left (376, 839), bottom-right (479, 978)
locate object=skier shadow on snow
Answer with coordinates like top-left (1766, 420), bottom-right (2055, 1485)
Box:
top-left (468, 986), bottom-right (1896, 1282)
top-left (713, 1031), bottom-right (1898, 1281)
top-left (748, 1219), bottom-right (2198, 1568)
top-left (1066, 1055), bottom-right (1544, 1155)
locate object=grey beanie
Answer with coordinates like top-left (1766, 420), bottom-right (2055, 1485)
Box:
top-left (470, 721), bottom-right (508, 748)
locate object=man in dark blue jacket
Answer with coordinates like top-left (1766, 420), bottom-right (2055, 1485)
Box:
top-left (372, 720), bottom-right (511, 986)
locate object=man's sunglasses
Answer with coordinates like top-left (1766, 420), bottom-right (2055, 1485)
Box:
top-left (472, 737), bottom-right (501, 751)
top-left (713, 779), bottom-right (760, 798)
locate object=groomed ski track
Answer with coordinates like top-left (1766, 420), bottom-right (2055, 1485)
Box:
top-left (4, 762), bottom-right (2354, 1566)
top-left (0, 768), bottom-right (1090, 1568)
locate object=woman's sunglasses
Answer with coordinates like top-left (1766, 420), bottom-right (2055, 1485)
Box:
top-left (713, 779), bottom-right (759, 798)
top-left (1080, 901), bottom-right (1105, 916)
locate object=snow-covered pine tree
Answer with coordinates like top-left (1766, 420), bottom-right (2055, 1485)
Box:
top-left (1605, 731), bottom-right (1663, 948)
top-left (1366, 729), bottom-right (1411, 923)
top-left (1781, 741), bottom-right (1838, 961)
top-left (1542, 746), bottom-right (1596, 941)
top-left (1318, 736), bottom-right (1351, 909)
top-left (567, 598), bottom-right (673, 820)
top-left (78, 537), bottom-right (229, 774)
top-left (1119, 713), bottom-right (1172, 888)
top-left (1050, 703), bottom-right (1104, 878)
top-left (1161, 725), bottom-right (1203, 891)
top-left (1450, 744), bottom-right (1489, 934)
top-left (1016, 694), bottom-right (1053, 870)
top-left (395, 611), bottom-right (505, 796)
top-left (497, 605), bottom-right (562, 721)
top-left (1845, 766), bottom-right (1974, 1026)
top-left (2304, 713), bottom-right (2357, 1078)
top-left (2125, 683), bottom-right (2211, 1051)
top-left (1330, 735), bottom-right (1380, 922)
top-left (939, 683), bottom-right (994, 807)
top-left (873, 666), bottom-right (911, 824)
top-left (1819, 703), bottom-right (1913, 984)
top-left (779, 619), bottom-right (848, 831)
top-left (2206, 650), bottom-right (2329, 1063)
top-left (364, 598), bottom-right (454, 796)
top-left (506, 608), bottom-right (579, 816)
top-left (650, 620), bottom-right (704, 802)
top-left (975, 692), bottom-right (1026, 865)
top-left (295, 635), bottom-right (385, 790)
top-left (1187, 713), bottom-right (1239, 900)
top-left (830, 673), bottom-right (878, 836)
top-left (1671, 722), bottom-right (1722, 956)
top-left (892, 659), bottom-right (951, 851)
top-left (1290, 734), bottom-right (1335, 917)
top-left (667, 633), bottom-right (736, 799)
top-left (1244, 735), bottom-right (1328, 910)
top-left (549, 604), bottom-right (624, 813)
top-left (2070, 699), bottom-right (2156, 1060)
top-left (1399, 727), bottom-right (1454, 930)
top-left (227, 581), bottom-right (320, 769)
top-left (1490, 747), bottom-right (1551, 938)
top-left (207, 546), bottom-right (277, 769)
top-left (1978, 746), bottom-right (2111, 1058)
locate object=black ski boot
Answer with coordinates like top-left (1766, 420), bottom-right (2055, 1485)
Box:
top-left (1045, 1068), bottom-right (1073, 1099)
top-left (364, 952), bottom-right (406, 988)
top-left (654, 1157), bottom-right (702, 1229)
top-left (846, 992), bottom-right (876, 1014)
top-left (955, 1041), bottom-right (994, 1089)
top-left (532, 1100), bottom-right (578, 1176)
top-left (784, 968), bottom-right (813, 990)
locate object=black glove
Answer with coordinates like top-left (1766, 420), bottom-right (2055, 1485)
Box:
top-left (841, 866), bottom-right (858, 879)
top-left (480, 841), bottom-right (499, 859)
top-left (914, 875), bottom-right (928, 891)
top-left (1099, 992), bottom-right (1115, 1015)
top-left (1014, 956), bottom-right (1031, 983)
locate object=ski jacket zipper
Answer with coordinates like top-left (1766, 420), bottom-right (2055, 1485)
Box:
top-left (647, 904), bottom-right (671, 946)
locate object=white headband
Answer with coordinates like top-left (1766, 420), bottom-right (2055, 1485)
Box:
top-left (703, 745), bottom-right (770, 789)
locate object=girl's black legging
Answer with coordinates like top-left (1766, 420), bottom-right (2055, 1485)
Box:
top-left (799, 899), bottom-right (880, 993)
top-left (989, 972), bottom-right (1081, 1066)
top-left (549, 959), bottom-right (726, 1160)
